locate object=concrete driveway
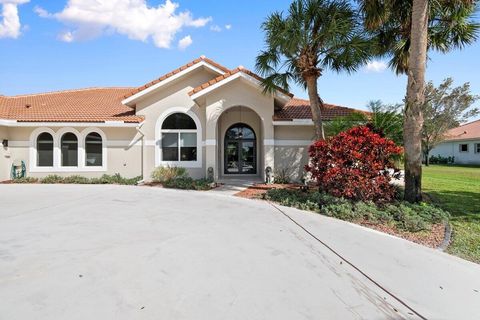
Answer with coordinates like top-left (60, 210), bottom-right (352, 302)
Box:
top-left (0, 185), bottom-right (479, 320)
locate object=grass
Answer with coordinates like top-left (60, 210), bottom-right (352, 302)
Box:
top-left (422, 164), bottom-right (480, 263)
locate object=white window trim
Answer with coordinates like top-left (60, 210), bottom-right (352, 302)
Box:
top-left (155, 107), bottom-right (202, 168)
top-left (29, 127), bottom-right (108, 172)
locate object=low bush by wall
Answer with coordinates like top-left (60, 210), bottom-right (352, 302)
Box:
top-left (11, 174), bottom-right (142, 185)
top-left (265, 188), bottom-right (449, 233)
top-left (151, 166), bottom-right (215, 191)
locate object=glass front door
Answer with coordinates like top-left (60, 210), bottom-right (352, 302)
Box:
top-left (224, 123), bottom-right (256, 174)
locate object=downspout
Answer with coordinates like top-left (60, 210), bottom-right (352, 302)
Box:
top-left (136, 121), bottom-right (146, 183)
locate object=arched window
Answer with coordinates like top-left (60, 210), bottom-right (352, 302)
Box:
top-left (161, 113), bottom-right (197, 162)
top-left (61, 132), bottom-right (78, 167)
top-left (37, 132), bottom-right (54, 167)
top-left (85, 132), bottom-right (103, 166)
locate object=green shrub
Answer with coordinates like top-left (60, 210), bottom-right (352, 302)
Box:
top-left (321, 203), bottom-right (356, 220)
top-left (353, 201), bottom-right (392, 223)
top-left (163, 177), bottom-right (195, 189)
top-left (193, 178), bottom-right (214, 190)
top-left (36, 174), bottom-right (142, 185)
top-left (273, 168), bottom-right (291, 184)
top-left (413, 202), bottom-right (450, 223)
top-left (12, 177), bottom-right (39, 184)
top-left (265, 188), bottom-right (449, 233)
top-left (63, 175), bottom-right (90, 184)
top-left (41, 175), bottom-right (65, 184)
top-left (90, 174), bottom-right (141, 185)
top-left (151, 166), bottom-right (188, 183)
top-left (429, 155), bottom-right (454, 164)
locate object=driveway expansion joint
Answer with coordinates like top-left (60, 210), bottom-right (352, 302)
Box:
top-left (267, 200), bottom-right (428, 320)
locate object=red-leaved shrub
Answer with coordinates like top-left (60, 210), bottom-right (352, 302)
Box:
top-left (305, 125), bottom-right (403, 202)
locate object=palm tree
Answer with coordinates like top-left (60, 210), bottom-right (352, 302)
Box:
top-left (358, 0), bottom-right (479, 202)
top-left (256, 0), bottom-right (372, 140)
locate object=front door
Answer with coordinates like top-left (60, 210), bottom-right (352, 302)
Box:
top-left (224, 123), bottom-right (256, 174)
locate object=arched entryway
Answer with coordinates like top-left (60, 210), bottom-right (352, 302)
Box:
top-left (224, 123), bottom-right (256, 174)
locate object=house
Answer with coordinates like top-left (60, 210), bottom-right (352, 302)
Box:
top-left (430, 119), bottom-right (480, 164)
top-left (0, 56), bottom-right (362, 182)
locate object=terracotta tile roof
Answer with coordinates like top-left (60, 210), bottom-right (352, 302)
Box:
top-left (444, 119), bottom-right (480, 141)
top-left (188, 66), bottom-right (294, 97)
top-left (273, 98), bottom-right (366, 121)
top-left (124, 56), bottom-right (231, 99)
top-left (0, 88), bottom-right (143, 123)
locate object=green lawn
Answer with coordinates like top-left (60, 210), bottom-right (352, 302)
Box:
top-left (422, 165), bottom-right (480, 263)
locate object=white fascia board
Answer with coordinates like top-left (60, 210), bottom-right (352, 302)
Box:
top-left (0, 119), bottom-right (141, 127)
top-left (190, 71), bottom-right (292, 102)
top-left (190, 73), bottom-right (243, 100)
top-left (273, 120), bottom-right (314, 126)
top-left (122, 61), bottom-right (226, 105)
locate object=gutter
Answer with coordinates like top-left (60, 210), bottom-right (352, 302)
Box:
top-left (0, 119), bottom-right (141, 127)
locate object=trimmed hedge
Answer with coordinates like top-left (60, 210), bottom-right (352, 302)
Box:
top-left (13, 174), bottom-right (142, 185)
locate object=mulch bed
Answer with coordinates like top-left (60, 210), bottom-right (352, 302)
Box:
top-left (235, 183), bottom-right (447, 249)
top-left (235, 183), bottom-right (301, 199)
top-left (358, 220), bottom-right (446, 248)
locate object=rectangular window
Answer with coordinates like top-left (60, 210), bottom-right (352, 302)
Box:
top-left (459, 144), bottom-right (469, 153)
top-left (162, 132), bottom-right (197, 161)
top-left (85, 142), bottom-right (102, 166)
top-left (475, 143), bottom-right (480, 154)
top-left (180, 133), bottom-right (197, 161)
top-left (162, 133), bottom-right (179, 161)
top-left (37, 141), bottom-right (53, 167)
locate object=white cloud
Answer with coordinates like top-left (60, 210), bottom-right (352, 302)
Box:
top-left (178, 35), bottom-right (192, 50)
top-left (58, 30), bottom-right (73, 42)
top-left (36, 0), bottom-right (211, 49)
top-left (34, 5), bottom-right (50, 18)
top-left (225, 24), bottom-right (231, 30)
top-left (0, 0), bottom-right (29, 39)
top-left (210, 24), bottom-right (221, 32)
top-left (365, 60), bottom-right (388, 73)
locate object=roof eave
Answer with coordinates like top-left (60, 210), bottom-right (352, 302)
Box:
top-left (122, 60), bottom-right (227, 106)
top-left (189, 71), bottom-right (293, 102)
top-left (0, 119), bottom-right (142, 127)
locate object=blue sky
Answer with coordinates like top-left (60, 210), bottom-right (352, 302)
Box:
top-left (1, 0), bottom-right (479, 112)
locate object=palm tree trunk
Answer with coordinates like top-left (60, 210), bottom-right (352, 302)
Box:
top-left (404, 0), bottom-right (428, 203)
top-left (305, 75), bottom-right (325, 140)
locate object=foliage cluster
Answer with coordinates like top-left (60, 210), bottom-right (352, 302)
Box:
top-left (306, 125), bottom-right (403, 202)
top-left (265, 188), bottom-right (449, 232)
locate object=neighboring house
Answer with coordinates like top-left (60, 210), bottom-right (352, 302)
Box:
top-left (0, 56), bottom-right (362, 182)
top-left (430, 119), bottom-right (480, 164)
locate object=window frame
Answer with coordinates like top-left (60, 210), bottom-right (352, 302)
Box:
top-left (60, 132), bottom-right (79, 167)
top-left (475, 143), bottom-right (480, 154)
top-left (82, 128), bottom-right (106, 170)
top-left (85, 132), bottom-right (103, 167)
top-left (29, 127), bottom-right (107, 172)
top-left (155, 108), bottom-right (202, 168)
top-left (459, 143), bottom-right (469, 153)
top-left (36, 132), bottom-right (55, 168)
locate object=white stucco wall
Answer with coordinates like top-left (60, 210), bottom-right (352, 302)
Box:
top-left (217, 107), bottom-right (263, 178)
top-left (273, 126), bottom-right (314, 181)
top-left (203, 78), bottom-right (275, 180)
top-left (430, 140), bottom-right (480, 164)
top-left (134, 67), bottom-right (218, 180)
top-left (0, 126), bottom-right (11, 181)
top-left (2, 126), bottom-right (142, 179)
